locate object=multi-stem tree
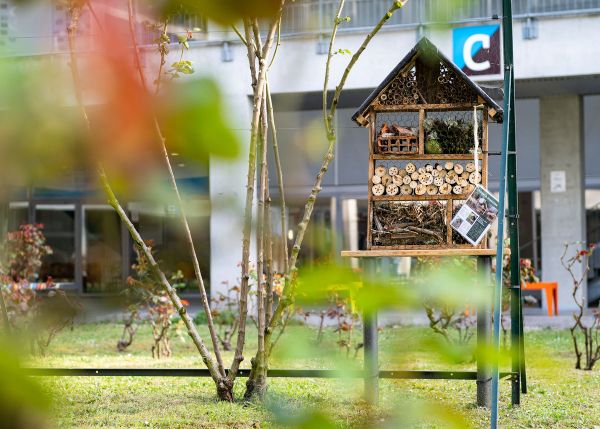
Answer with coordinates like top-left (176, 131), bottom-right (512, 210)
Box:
top-left (66, 0), bottom-right (408, 401)
top-left (241, 0), bottom-right (409, 398)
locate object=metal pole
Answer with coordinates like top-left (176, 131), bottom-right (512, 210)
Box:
top-left (502, 0), bottom-right (525, 404)
top-left (363, 258), bottom-right (379, 405)
top-left (477, 256), bottom-right (492, 408)
top-left (491, 1), bottom-right (517, 427)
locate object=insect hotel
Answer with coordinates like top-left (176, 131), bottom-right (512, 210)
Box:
top-left (352, 38), bottom-right (503, 250)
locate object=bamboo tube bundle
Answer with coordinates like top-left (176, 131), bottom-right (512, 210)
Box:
top-left (372, 201), bottom-right (447, 246)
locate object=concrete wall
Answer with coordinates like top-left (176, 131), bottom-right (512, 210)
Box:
top-left (179, 14), bottom-right (600, 94)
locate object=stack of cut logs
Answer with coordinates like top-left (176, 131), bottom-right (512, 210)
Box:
top-left (371, 161), bottom-right (482, 197)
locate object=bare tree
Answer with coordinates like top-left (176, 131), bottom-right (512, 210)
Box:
top-left (561, 242), bottom-right (600, 370)
top-left (242, 0), bottom-right (409, 398)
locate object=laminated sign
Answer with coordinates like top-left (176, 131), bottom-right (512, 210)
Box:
top-left (451, 185), bottom-right (499, 245)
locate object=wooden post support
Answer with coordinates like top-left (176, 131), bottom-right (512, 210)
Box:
top-left (477, 256), bottom-right (492, 408)
top-left (363, 258), bottom-right (379, 405)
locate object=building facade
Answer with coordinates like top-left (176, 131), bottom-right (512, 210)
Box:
top-left (3, 0), bottom-right (600, 311)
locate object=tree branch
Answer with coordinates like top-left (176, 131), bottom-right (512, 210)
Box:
top-left (265, 0), bottom-right (408, 347)
top-left (265, 81), bottom-right (288, 273)
top-left (289, 0), bottom-right (407, 288)
top-left (125, 0), bottom-right (226, 377)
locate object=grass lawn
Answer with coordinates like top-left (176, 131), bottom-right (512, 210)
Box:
top-left (26, 322), bottom-right (599, 428)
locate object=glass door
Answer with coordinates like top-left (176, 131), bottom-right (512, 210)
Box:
top-left (83, 205), bottom-right (123, 293)
top-left (35, 204), bottom-right (76, 285)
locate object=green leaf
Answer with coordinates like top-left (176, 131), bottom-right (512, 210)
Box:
top-left (160, 78), bottom-right (240, 162)
top-left (160, 0), bottom-right (283, 26)
top-left (176, 34), bottom-right (187, 43)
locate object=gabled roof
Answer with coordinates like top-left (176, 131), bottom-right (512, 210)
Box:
top-left (352, 37), bottom-right (503, 125)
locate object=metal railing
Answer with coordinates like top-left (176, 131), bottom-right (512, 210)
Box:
top-left (281, 0), bottom-right (600, 35)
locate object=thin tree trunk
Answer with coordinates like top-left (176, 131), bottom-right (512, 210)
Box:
top-left (66, 2), bottom-right (232, 401)
top-left (230, 6), bottom-right (283, 385)
top-left (125, 0), bottom-right (226, 378)
top-left (246, 84), bottom-right (270, 399)
top-left (265, 82), bottom-right (288, 276)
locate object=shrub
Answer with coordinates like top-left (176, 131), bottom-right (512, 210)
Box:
top-left (123, 242), bottom-right (187, 358)
top-left (1, 224), bottom-right (80, 355)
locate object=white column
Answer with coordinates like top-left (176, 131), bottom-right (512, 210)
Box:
top-left (540, 95), bottom-right (586, 313)
top-left (209, 95), bottom-right (253, 297)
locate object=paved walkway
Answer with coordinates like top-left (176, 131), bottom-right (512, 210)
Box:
top-left (77, 298), bottom-right (586, 330)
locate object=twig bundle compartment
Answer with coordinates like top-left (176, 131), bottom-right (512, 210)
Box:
top-left (372, 201), bottom-right (447, 246)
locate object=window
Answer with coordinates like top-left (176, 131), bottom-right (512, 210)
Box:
top-left (83, 206), bottom-right (123, 293)
top-left (7, 202), bottom-right (29, 230)
top-left (36, 204), bottom-right (76, 284)
top-left (132, 200), bottom-right (210, 291)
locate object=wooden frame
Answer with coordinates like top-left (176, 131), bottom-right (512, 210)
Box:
top-left (367, 105), bottom-right (490, 250)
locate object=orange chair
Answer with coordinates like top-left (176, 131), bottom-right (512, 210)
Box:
top-left (522, 282), bottom-right (558, 316)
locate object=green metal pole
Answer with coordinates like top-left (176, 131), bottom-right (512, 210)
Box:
top-left (492, 0), bottom-right (520, 426)
top-left (502, 0), bottom-right (525, 404)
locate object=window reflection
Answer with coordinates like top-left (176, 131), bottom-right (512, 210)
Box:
top-left (83, 206), bottom-right (123, 293)
top-left (7, 202), bottom-right (29, 230)
top-left (36, 204), bottom-right (76, 283)
top-left (132, 200), bottom-right (210, 291)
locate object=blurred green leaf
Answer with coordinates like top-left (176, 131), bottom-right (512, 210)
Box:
top-left (160, 78), bottom-right (240, 162)
top-left (269, 402), bottom-right (338, 429)
top-left (295, 264), bottom-right (361, 306)
top-left (0, 337), bottom-right (50, 428)
top-left (0, 58), bottom-right (85, 193)
top-left (158, 0), bottom-right (283, 26)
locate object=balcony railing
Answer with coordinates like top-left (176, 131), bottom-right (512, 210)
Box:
top-left (281, 0), bottom-right (600, 35)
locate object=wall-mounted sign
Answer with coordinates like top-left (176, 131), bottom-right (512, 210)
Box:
top-left (453, 24), bottom-right (501, 77)
top-left (550, 170), bottom-right (566, 193)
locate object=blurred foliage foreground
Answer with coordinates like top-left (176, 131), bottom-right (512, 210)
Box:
top-left (12, 322), bottom-right (600, 429)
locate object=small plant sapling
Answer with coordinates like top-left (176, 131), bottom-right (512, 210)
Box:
top-left (117, 305), bottom-right (140, 352)
top-left (299, 291), bottom-right (363, 357)
top-left (210, 282), bottom-right (241, 352)
top-left (417, 256), bottom-right (477, 348)
top-left (127, 242), bottom-right (188, 359)
top-left (561, 242), bottom-right (599, 370)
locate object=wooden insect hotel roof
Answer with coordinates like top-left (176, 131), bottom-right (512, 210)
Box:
top-left (352, 37), bottom-right (503, 126)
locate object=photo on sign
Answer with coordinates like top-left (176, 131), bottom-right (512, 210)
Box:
top-left (451, 185), bottom-right (499, 246)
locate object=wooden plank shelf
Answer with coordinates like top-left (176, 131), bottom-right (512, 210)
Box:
top-left (373, 103), bottom-right (476, 113)
top-left (372, 194), bottom-right (468, 201)
top-left (372, 154), bottom-right (483, 161)
top-left (341, 248), bottom-right (501, 258)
